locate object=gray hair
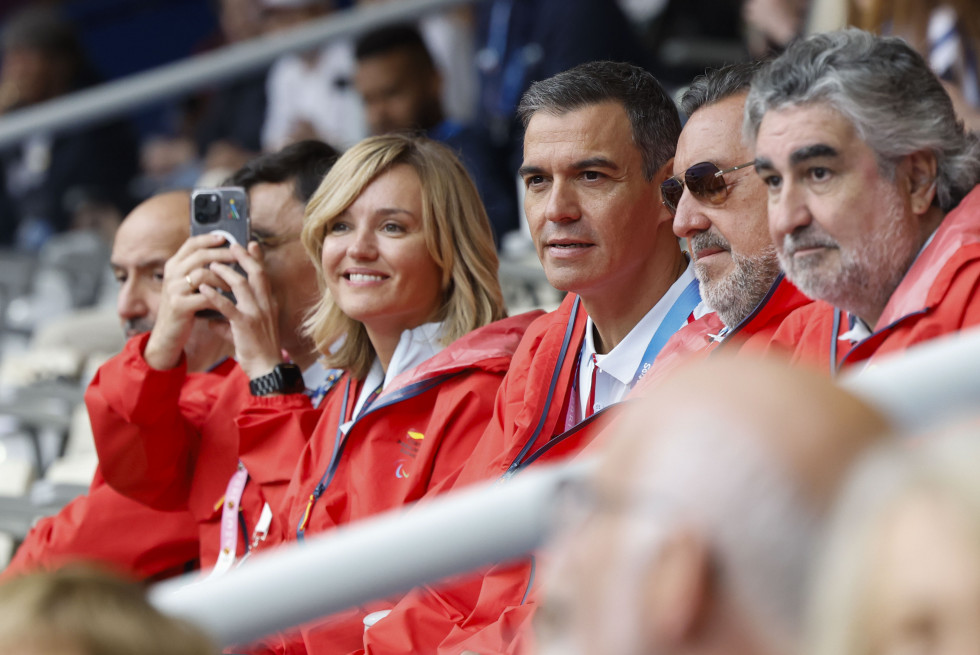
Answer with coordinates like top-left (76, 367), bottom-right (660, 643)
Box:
top-left (745, 28), bottom-right (980, 212)
top-left (681, 60), bottom-right (768, 117)
top-left (517, 61), bottom-right (681, 180)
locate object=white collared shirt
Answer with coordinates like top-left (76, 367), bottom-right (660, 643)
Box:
top-left (576, 263), bottom-right (697, 421)
top-left (348, 321), bottom-right (447, 424)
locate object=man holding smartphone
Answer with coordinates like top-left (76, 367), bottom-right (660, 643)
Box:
top-left (4, 190), bottom-right (217, 581)
top-left (88, 140), bottom-right (340, 575)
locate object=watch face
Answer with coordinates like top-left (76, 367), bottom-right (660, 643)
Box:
top-left (278, 363), bottom-right (305, 393)
top-left (250, 363), bottom-right (304, 396)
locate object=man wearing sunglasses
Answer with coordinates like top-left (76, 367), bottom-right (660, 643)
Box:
top-left (748, 29), bottom-right (980, 373)
top-left (361, 60), bottom-right (700, 655)
top-left (643, 62), bottom-right (826, 384)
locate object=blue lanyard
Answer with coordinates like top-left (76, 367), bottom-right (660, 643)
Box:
top-left (630, 277), bottom-right (701, 386)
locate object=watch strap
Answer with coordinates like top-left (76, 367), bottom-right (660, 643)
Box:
top-left (249, 363), bottom-right (305, 396)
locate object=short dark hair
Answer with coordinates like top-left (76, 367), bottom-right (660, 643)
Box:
top-left (681, 61), bottom-right (768, 117)
top-left (225, 139), bottom-right (339, 203)
top-left (354, 23), bottom-right (436, 72)
top-left (517, 61), bottom-right (681, 180)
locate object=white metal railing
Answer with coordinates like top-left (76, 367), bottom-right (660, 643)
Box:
top-left (150, 460), bottom-right (592, 647)
top-left (0, 0), bottom-right (479, 149)
top-left (149, 325), bottom-right (980, 647)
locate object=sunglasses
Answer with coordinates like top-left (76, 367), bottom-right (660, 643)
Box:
top-left (660, 160), bottom-right (756, 215)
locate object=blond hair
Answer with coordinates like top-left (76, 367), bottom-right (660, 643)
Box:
top-left (0, 566), bottom-right (215, 655)
top-left (302, 134), bottom-right (505, 378)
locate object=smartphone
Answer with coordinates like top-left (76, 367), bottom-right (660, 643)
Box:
top-left (190, 187), bottom-right (250, 319)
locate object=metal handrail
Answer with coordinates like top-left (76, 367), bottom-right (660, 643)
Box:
top-left (0, 0), bottom-right (479, 149)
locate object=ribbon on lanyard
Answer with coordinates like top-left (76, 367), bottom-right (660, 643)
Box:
top-left (206, 463), bottom-right (249, 579)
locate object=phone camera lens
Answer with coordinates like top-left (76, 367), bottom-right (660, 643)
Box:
top-left (194, 193), bottom-right (221, 224)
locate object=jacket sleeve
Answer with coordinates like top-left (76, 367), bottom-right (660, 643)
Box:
top-left (86, 333), bottom-right (214, 510)
top-left (3, 469), bottom-right (199, 582)
top-left (235, 392), bottom-right (323, 548)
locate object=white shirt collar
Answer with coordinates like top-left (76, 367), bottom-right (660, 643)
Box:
top-left (351, 321), bottom-right (447, 420)
top-left (577, 262), bottom-right (697, 419)
top-left (839, 316), bottom-right (873, 344)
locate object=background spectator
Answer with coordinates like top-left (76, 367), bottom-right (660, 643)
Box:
top-left (259, 0), bottom-right (366, 152)
top-left (849, 0), bottom-right (980, 130)
top-left (0, 6), bottom-right (138, 251)
top-left (353, 23), bottom-right (518, 246)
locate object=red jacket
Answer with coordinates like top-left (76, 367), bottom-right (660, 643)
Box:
top-left (638, 273), bottom-right (828, 389)
top-left (87, 335), bottom-right (310, 570)
top-left (365, 277), bottom-right (827, 655)
top-left (2, 467), bottom-right (199, 582)
top-left (769, 185), bottom-right (980, 374)
top-left (233, 312), bottom-right (541, 655)
top-left (359, 295), bottom-right (667, 654)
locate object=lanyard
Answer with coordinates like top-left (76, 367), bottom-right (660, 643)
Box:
top-left (207, 463), bottom-right (249, 579)
top-left (565, 277), bottom-right (702, 430)
top-left (632, 277), bottom-right (701, 386)
top-left (297, 377), bottom-right (352, 541)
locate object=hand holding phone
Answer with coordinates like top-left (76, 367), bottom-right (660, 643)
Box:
top-left (190, 187), bottom-right (251, 318)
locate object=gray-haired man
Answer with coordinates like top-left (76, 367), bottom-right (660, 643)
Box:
top-left (748, 28), bottom-right (980, 372)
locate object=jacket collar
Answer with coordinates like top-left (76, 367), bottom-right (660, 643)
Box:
top-left (877, 185), bottom-right (980, 327)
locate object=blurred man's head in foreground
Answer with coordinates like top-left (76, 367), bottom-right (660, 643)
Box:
top-left (538, 353), bottom-right (890, 655)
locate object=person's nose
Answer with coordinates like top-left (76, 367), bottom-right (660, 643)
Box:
top-left (768, 179), bottom-right (811, 246)
top-left (542, 179), bottom-right (582, 224)
top-left (672, 190), bottom-right (712, 240)
top-left (347, 225), bottom-right (379, 261)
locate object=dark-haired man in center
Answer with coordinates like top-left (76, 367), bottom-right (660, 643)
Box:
top-left (360, 59), bottom-right (699, 655)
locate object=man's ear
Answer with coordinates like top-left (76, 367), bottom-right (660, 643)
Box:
top-left (642, 526), bottom-right (713, 648)
top-left (653, 157), bottom-right (675, 225)
top-left (904, 150), bottom-right (939, 215)
top-left (653, 157), bottom-right (674, 187)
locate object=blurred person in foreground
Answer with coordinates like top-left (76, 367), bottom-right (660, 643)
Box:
top-left (2, 191), bottom-right (217, 582)
top-left (0, 566), bottom-right (215, 655)
top-left (808, 416), bottom-right (980, 655)
top-left (0, 6), bottom-right (138, 250)
top-left (353, 23), bottom-right (518, 246)
top-left (537, 353), bottom-right (890, 655)
top-left (748, 28), bottom-right (980, 373)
